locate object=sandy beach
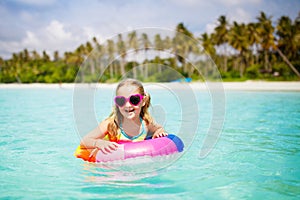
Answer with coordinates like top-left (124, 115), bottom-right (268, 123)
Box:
top-left (0, 81), bottom-right (299, 91)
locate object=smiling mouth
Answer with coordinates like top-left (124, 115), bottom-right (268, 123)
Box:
top-left (125, 108), bottom-right (135, 113)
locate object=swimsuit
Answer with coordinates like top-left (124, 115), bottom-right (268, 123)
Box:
top-left (118, 117), bottom-right (146, 142)
top-left (104, 117), bottom-right (147, 142)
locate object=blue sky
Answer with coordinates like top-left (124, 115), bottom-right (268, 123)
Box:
top-left (0, 0), bottom-right (299, 59)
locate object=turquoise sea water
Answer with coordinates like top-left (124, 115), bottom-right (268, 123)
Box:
top-left (0, 86), bottom-right (299, 199)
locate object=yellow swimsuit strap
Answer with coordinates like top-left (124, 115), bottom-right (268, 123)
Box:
top-left (119, 118), bottom-right (146, 142)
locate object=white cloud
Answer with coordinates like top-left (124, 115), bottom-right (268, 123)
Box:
top-left (0, 20), bottom-right (97, 58)
top-left (168, 0), bottom-right (208, 7)
top-left (203, 7), bottom-right (251, 35)
top-left (229, 8), bottom-right (252, 23)
top-left (205, 22), bottom-right (217, 35)
top-left (217, 0), bottom-right (261, 6)
top-left (22, 31), bottom-right (40, 47)
top-left (1, 0), bottom-right (299, 59)
top-left (45, 20), bottom-right (73, 41)
top-left (0, 41), bottom-right (21, 58)
top-left (23, 20), bottom-right (80, 53)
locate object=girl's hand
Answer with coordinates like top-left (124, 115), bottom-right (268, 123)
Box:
top-left (97, 140), bottom-right (119, 154)
top-left (93, 140), bottom-right (119, 155)
top-left (152, 129), bottom-right (168, 138)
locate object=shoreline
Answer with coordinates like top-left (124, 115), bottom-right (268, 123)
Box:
top-left (0, 81), bottom-right (300, 91)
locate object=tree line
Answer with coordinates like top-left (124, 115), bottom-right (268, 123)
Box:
top-left (0, 11), bottom-right (299, 83)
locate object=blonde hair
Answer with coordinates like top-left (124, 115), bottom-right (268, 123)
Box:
top-left (106, 79), bottom-right (153, 141)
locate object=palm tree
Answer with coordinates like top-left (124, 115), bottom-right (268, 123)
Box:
top-left (85, 41), bottom-right (93, 53)
top-left (128, 31), bottom-right (139, 79)
top-left (141, 33), bottom-right (151, 54)
top-left (200, 33), bottom-right (216, 57)
top-left (107, 39), bottom-right (115, 78)
top-left (53, 51), bottom-right (60, 62)
top-left (256, 11), bottom-right (275, 72)
top-left (92, 37), bottom-right (100, 51)
top-left (185, 37), bottom-right (200, 77)
top-left (154, 34), bottom-right (164, 73)
top-left (173, 23), bottom-right (194, 76)
top-left (32, 50), bottom-right (40, 60)
top-left (214, 15), bottom-right (229, 72)
top-left (176, 22), bottom-right (193, 38)
top-left (276, 47), bottom-right (300, 78)
top-left (92, 37), bottom-right (101, 74)
top-left (23, 49), bottom-right (30, 62)
top-left (276, 16), bottom-right (298, 60)
top-left (163, 36), bottom-right (172, 51)
top-left (154, 34), bottom-right (164, 51)
top-left (42, 51), bottom-right (50, 62)
top-left (247, 22), bottom-right (260, 65)
top-left (0, 57), bottom-right (3, 82)
top-left (11, 53), bottom-right (21, 83)
top-left (75, 45), bottom-right (84, 65)
top-left (84, 41), bottom-right (95, 75)
top-left (141, 33), bottom-right (151, 79)
top-left (117, 34), bottom-right (126, 77)
top-left (74, 45), bottom-right (85, 82)
top-left (276, 16), bottom-right (300, 78)
top-left (199, 33), bottom-right (216, 76)
top-left (64, 52), bottom-right (72, 64)
top-left (228, 22), bottom-right (249, 77)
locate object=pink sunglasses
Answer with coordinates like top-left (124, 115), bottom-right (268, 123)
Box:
top-left (114, 94), bottom-right (144, 107)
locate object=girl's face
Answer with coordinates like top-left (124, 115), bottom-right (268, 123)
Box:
top-left (116, 85), bottom-right (145, 120)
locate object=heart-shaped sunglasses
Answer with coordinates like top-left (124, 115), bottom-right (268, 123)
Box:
top-left (114, 94), bottom-right (144, 107)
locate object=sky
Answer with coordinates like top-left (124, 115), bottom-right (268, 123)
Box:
top-left (0, 0), bottom-right (299, 59)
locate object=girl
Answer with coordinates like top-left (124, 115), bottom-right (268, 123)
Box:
top-left (80, 78), bottom-right (168, 158)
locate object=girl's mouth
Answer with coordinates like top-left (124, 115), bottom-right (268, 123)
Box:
top-left (125, 108), bottom-right (135, 113)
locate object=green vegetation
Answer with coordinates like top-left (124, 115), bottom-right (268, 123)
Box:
top-left (0, 11), bottom-right (299, 83)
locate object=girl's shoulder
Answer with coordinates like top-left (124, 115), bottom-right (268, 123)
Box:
top-left (99, 118), bottom-right (111, 130)
top-left (145, 120), bottom-right (162, 132)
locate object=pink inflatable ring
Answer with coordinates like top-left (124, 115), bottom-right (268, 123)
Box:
top-left (75, 134), bottom-right (184, 162)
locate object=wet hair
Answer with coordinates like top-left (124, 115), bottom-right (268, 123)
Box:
top-left (106, 79), bottom-right (153, 141)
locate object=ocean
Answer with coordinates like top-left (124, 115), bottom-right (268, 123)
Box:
top-left (0, 84), bottom-right (299, 199)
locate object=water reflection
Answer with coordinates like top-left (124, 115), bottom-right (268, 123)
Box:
top-left (80, 162), bottom-right (188, 199)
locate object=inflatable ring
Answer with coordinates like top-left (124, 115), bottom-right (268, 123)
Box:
top-left (74, 134), bottom-right (184, 162)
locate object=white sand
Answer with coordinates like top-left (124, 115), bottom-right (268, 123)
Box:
top-left (0, 81), bottom-right (299, 91)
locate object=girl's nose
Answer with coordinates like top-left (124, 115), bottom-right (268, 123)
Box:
top-left (124, 100), bottom-right (132, 107)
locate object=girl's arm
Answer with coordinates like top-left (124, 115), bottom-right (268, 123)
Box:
top-left (147, 122), bottom-right (168, 139)
top-left (80, 119), bottom-right (119, 154)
